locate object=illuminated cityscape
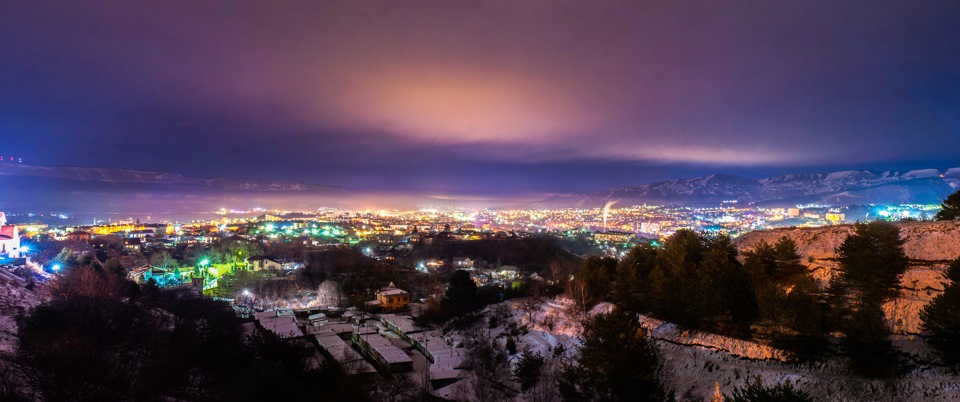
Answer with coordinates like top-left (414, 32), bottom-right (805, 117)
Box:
top-left (2, 1), bottom-right (960, 401)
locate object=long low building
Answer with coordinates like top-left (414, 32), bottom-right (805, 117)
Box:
top-left (379, 314), bottom-right (424, 339)
top-left (352, 331), bottom-right (414, 373)
top-left (380, 314), bottom-right (464, 381)
top-left (314, 327), bottom-right (377, 376)
top-left (254, 310), bottom-right (303, 339)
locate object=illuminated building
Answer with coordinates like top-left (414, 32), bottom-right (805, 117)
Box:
top-left (453, 257), bottom-right (475, 269)
top-left (825, 213), bottom-right (846, 224)
top-left (375, 285), bottom-right (410, 311)
top-left (593, 230), bottom-right (636, 243)
top-left (247, 256), bottom-right (282, 271)
top-left (0, 212), bottom-right (22, 258)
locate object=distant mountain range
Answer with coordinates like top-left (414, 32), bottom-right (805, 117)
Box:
top-left (535, 168), bottom-right (960, 208)
top-left (0, 163), bottom-right (371, 217)
top-left (0, 163), bottom-right (349, 193)
top-left (2, 163), bottom-right (958, 213)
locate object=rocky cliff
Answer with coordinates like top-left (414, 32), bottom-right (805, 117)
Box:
top-left (736, 220), bottom-right (960, 335)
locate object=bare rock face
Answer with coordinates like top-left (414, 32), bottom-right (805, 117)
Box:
top-left (736, 220), bottom-right (960, 335)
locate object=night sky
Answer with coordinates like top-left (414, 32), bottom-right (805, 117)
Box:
top-left (3, 1), bottom-right (960, 198)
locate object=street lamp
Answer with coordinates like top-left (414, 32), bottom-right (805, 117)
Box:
top-left (51, 264), bottom-right (61, 272)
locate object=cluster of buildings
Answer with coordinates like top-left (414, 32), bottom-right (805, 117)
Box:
top-left (2, 202), bottom-right (942, 282)
top-left (247, 302), bottom-right (464, 389)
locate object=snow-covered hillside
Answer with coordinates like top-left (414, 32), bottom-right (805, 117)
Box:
top-left (0, 270), bottom-right (45, 356)
top-left (478, 294), bottom-right (960, 402)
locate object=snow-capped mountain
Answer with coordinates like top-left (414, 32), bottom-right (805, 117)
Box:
top-left (536, 169), bottom-right (960, 208)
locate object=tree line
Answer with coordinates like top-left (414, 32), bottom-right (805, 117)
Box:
top-left (565, 220), bottom-right (955, 378)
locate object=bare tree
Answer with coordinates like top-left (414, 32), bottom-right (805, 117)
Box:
top-left (371, 374), bottom-right (417, 402)
top-left (525, 358), bottom-right (561, 402)
top-left (149, 251), bottom-right (176, 270)
top-left (517, 296), bottom-right (543, 325)
top-left (548, 261), bottom-right (567, 287)
top-left (566, 279), bottom-right (592, 319)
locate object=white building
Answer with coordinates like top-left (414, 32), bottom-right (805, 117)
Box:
top-left (0, 213), bottom-right (22, 258)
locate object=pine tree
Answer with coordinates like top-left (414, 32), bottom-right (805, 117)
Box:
top-left (935, 189), bottom-right (960, 221)
top-left (920, 256), bottom-right (960, 365)
top-left (613, 243), bottom-right (658, 312)
top-left (648, 230), bottom-right (704, 326)
top-left (443, 270), bottom-right (478, 315)
top-left (727, 377), bottom-right (814, 402)
top-left (513, 350), bottom-right (545, 390)
top-left (558, 310), bottom-right (669, 402)
top-left (836, 221), bottom-right (908, 303)
top-left (834, 221), bottom-right (907, 377)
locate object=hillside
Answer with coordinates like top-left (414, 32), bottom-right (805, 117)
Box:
top-left (474, 295), bottom-right (960, 402)
top-left (0, 269), bottom-right (45, 356)
top-left (736, 220), bottom-right (960, 335)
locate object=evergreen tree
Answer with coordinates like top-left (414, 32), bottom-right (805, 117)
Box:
top-left (613, 243), bottom-right (658, 312)
top-left (920, 256), bottom-right (960, 365)
top-left (578, 256), bottom-right (616, 306)
top-left (934, 189), bottom-right (960, 221)
top-left (772, 237), bottom-right (807, 282)
top-left (443, 269), bottom-right (478, 315)
top-left (727, 377), bottom-right (815, 402)
top-left (744, 237), bottom-right (806, 285)
top-left (835, 221), bottom-right (908, 303)
top-left (841, 301), bottom-right (902, 378)
top-left (834, 221), bottom-right (907, 377)
top-left (647, 231), bottom-right (757, 330)
top-left (513, 350), bottom-right (545, 391)
top-left (648, 230), bottom-right (704, 326)
top-left (703, 235), bottom-right (757, 327)
top-left (558, 310), bottom-right (669, 402)
top-left (745, 237), bottom-right (826, 359)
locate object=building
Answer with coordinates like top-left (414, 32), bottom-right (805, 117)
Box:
top-left (497, 265), bottom-right (520, 279)
top-left (825, 213), bottom-right (846, 224)
top-left (66, 231), bottom-right (92, 242)
top-left (639, 222), bottom-right (661, 235)
top-left (246, 256), bottom-right (282, 271)
top-left (452, 257), bottom-right (475, 270)
top-left (376, 285), bottom-right (410, 311)
top-left (424, 259), bottom-right (443, 271)
top-left (123, 238), bottom-right (142, 252)
top-left (0, 212), bottom-right (22, 258)
top-left (126, 229), bottom-right (155, 239)
top-left (593, 230), bottom-right (637, 244)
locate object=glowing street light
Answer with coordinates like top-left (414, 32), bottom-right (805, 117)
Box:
top-left (199, 258), bottom-right (210, 268)
top-left (51, 264), bottom-right (61, 272)
top-left (242, 289), bottom-right (251, 297)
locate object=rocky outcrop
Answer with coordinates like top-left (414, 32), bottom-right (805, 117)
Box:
top-left (736, 220), bottom-right (960, 335)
